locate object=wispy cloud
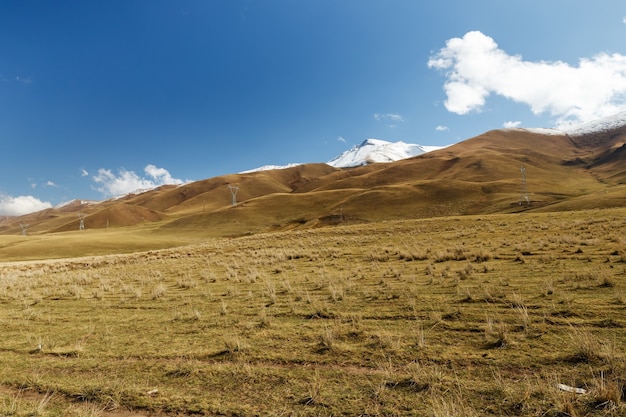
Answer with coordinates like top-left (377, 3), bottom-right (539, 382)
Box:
top-left (623, 16), bottom-right (626, 24)
top-left (29, 179), bottom-right (58, 189)
top-left (92, 164), bottom-right (187, 197)
top-left (0, 194), bottom-right (52, 216)
top-left (435, 125), bottom-right (449, 131)
top-left (374, 113), bottom-right (404, 122)
top-left (428, 31), bottom-right (626, 128)
top-left (337, 136), bottom-right (346, 143)
top-left (15, 75), bottom-right (32, 84)
top-left (503, 120), bottom-right (522, 128)
top-left (374, 113), bottom-right (404, 128)
top-left (80, 168), bottom-right (89, 177)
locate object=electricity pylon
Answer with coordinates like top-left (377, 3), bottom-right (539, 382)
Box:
top-left (520, 166), bottom-right (530, 205)
top-left (78, 213), bottom-right (86, 230)
top-left (228, 185), bottom-right (239, 207)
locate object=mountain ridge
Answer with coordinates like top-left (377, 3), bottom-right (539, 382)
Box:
top-left (3, 111), bottom-right (626, 239)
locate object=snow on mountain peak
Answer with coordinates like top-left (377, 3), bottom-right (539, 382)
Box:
top-left (240, 163), bottom-right (303, 174)
top-left (241, 139), bottom-right (447, 173)
top-left (509, 111), bottom-right (626, 137)
top-left (361, 138), bottom-right (389, 146)
top-left (54, 199), bottom-right (99, 209)
top-left (327, 138), bottom-right (446, 168)
top-left (563, 110), bottom-right (626, 136)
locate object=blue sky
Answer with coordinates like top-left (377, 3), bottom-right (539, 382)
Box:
top-left (2, 0), bottom-right (626, 215)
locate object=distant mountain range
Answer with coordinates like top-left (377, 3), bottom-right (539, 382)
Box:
top-left (242, 110), bottom-right (626, 174)
top-left (3, 110), bottom-right (626, 241)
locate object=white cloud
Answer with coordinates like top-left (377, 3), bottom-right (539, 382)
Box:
top-left (0, 194), bottom-right (52, 216)
top-left (93, 164), bottom-right (186, 197)
top-left (623, 16), bottom-right (626, 24)
top-left (503, 120), bottom-right (522, 128)
top-left (428, 31), bottom-right (626, 128)
top-left (29, 180), bottom-right (58, 189)
top-left (144, 164), bottom-right (182, 185)
top-left (337, 136), bottom-right (346, 143)
top-left (435, 125), bottom-right (449, 131)
top-left (374, 113), bottom-right (404, 122)
top-left (80, 168), bottom-right (89, 177)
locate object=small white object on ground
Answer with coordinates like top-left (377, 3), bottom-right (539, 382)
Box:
top-left (557, 383), bottom-right (587, 394)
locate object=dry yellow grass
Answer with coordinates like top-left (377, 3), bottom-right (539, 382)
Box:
top-left (0, 226), bottom-right (203, 262)
top-left (0, 207), bottom-right (625, 415)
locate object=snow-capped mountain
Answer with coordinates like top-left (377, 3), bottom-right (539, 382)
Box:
top-left (54, 199), bottom-right (99, 209)
top-left (240, 163), bottom-right (303, 174)
top-left (327, 139), bottom-right (447, 168)
top-left (241, 139), bottom-right (447, 173)
top-left (513, 111), bottom-right (626, 137)
top-left (563, 111), bottom-right (626, 136)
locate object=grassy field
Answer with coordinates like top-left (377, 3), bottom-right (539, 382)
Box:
top-left (0, 208), bottom-right (625, 416)
top-left (0, 226), bottom-right (204, 262)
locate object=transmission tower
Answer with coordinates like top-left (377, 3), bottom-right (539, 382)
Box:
top-left (20, 223), bottom-right (29, 236)
top-left (228, 185), bottom-right (239, 207)
top-left (78, 213), bottom-right (87, 230)
top-left (520, 166), bottom-right (530, 205)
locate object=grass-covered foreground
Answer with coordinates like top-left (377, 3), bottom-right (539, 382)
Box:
top-left (0, 208), bottom-right (625, 416)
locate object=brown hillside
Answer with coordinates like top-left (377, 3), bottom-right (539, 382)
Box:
top-left (52, 204), bottom-right (166, 232)
top-left (2, 124), bottom-right (626, 239)
top-left (0, 201), bottom-right (98, 235)
top-left (293, 129), bottom-right (600, 206)
top-left (583, 127), bottom-right (626, 183)
top-left (131, 163), bottom-right (337, 215)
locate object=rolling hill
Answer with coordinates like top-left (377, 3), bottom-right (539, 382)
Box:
top-left (2, 112), bottom-right (626, 241)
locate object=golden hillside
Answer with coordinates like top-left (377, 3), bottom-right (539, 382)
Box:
top-left (2, 124), bottom-right (625, 242)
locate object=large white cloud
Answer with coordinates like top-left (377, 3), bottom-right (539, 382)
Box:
top-left (0, 194), bottom-right (53, 216)
top-left (93, 164), bottom-right (186, 197)
top-left (428, 31), bottom-right (626, 128)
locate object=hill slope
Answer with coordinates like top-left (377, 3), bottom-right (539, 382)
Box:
top-left (3, 113), bottom-right (626, 242)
